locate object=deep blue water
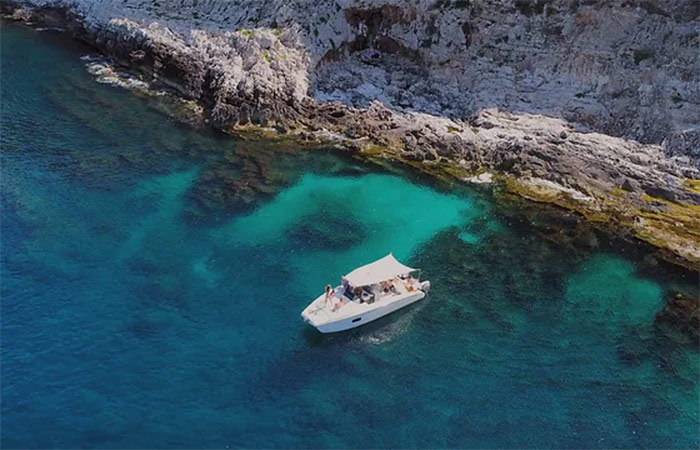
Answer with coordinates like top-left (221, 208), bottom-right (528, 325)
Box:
top-left (1, 22), bottom-right (699, 448)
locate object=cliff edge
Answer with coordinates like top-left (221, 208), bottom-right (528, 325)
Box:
top-left (4, 0), bottom-right (700, 266)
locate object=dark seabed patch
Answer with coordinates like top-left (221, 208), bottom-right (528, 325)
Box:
top-left (286, 212), bottom-right (369, 250)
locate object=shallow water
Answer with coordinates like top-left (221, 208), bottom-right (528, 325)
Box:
top-left (1, 22), bottom-right (698, 448)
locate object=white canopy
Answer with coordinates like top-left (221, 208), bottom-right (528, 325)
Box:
top-left (344, 253), bottom-right (416, 286)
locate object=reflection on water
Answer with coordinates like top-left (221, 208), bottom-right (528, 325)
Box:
top-left (1, 21), bottom-right (698, 449)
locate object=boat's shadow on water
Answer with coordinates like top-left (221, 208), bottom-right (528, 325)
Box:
top-left (245, 301), bottom-right (433, 405)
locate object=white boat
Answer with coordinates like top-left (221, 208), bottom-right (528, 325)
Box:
top-left (301, 253), bottom-right (431, 333)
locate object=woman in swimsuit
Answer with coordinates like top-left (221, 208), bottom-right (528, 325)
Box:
top-left (324, 284), bottom-right (333, 305)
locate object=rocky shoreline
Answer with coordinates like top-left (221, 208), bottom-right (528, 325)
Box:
top-left (3, 0), bottom-right (700, 269)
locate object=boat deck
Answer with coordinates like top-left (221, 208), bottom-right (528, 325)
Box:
top-left (303, 280), bottom-right (420, 324)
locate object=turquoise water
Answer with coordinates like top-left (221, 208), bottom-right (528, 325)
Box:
top-left (1, 22), bottom-right (698, 448)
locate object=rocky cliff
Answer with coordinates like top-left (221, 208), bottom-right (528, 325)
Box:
top-left (4, 0), bottom-right (700, 266)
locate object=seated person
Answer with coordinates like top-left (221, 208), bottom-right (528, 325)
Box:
top-left (353, 286), bottom-right (363, 301)
top-left (380, 280), bottom-right (390, 293)
top-left (381, 280), bottom-right (397, 294)
top-left (333, 284), bottom-right (345, 309)
top-left (405, 276), bottom-right (416, 292)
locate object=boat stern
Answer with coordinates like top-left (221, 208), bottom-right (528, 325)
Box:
top-left (420, 280), bottom-right (431, 293)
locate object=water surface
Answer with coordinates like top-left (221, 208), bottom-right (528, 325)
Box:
top-left (1, 22), bottom-right (698, 448)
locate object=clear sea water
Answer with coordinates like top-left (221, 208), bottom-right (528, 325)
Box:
top-left (1, 21), bottom-right (698, 448)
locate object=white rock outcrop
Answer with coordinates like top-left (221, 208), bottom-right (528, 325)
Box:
top-left (7, 0), bottom-right (698, 157)
top-left (4, 0), bottom-right (700, 264)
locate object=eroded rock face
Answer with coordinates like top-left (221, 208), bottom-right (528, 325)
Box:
top-left (311, 0), bottom-right (699, 153)
top-left (5, 0), bottom-right (698, 152)
top-left (3, 0), bottom-right (700, 264)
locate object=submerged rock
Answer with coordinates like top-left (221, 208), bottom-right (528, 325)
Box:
top-left (286, 213), bottom-right (367, 250)
top-left (185, 144), bottom-right (299, 219)
top-left (655, 293), bottom-right (700, 340)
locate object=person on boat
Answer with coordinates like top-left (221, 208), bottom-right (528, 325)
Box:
top-left (333, 281), bottom-right (346, 309)
top-left (353, 286), bottom-right (363, 300)
top-left (324, 284), bottom-right (333, 305)
top-left (380, 280), bottom-right (391, 294)
top-left (389, 282), bottom-right (400, 295)
top-left (405, 276), bottom-right (416, 292)
top-left (382, 277), bottom-right (398, 294)
top-left (332, 295), bottom-right (345, 312)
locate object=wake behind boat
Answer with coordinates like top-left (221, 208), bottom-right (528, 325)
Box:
top-left (301, 254), bottom-right (430, 333)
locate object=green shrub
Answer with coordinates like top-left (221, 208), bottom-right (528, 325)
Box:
top-left (633, 49), bottom-right (654, 65)
top-left (515, 0), bottom-right (547, 16)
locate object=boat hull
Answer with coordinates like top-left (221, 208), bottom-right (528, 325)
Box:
top-left (314, 290), bottom-right (426, 333)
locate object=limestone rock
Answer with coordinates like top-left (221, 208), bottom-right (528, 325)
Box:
top-left (4, 0), bottom-right (700, 264)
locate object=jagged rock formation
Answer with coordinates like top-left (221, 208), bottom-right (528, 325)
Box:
top-left (3, 0), bottom-right (700, 266)
top-left (8, 0), bottom-right (698, 153)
